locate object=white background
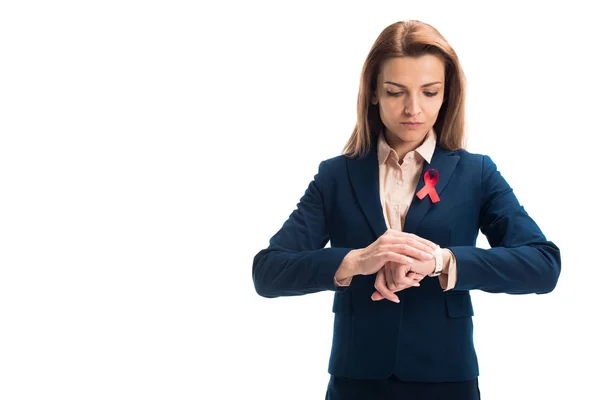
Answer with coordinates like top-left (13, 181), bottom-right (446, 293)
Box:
top-left (1, 1), bottom-right (598, 399)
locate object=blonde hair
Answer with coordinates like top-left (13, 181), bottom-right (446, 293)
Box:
top-left (343, 20), bottom-right (468, 158)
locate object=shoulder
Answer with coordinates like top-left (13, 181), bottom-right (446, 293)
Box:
top-left (453, 149), bottom-right (511, 198)
top-left (453, 148), bottom-right (498, 174)
top-left (309, 154), bottom-right (355, 194)
top-left (315, 154), bottom-right (350, 175)
top-left (323, 154), bottom-right (348, 165)
top-left (454, 148), bottom-right (484, 163)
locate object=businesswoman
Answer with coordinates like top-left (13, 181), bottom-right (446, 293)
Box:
top-left (252, 20), bottom-right (560, 400)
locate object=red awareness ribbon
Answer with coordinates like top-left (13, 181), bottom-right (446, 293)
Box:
top-left (416, 168), bottom-right (440, 203)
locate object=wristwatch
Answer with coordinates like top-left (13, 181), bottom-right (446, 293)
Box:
top-left (428, 246), bottom-right (443, 277)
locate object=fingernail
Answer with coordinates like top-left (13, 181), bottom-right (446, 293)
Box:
top-left (407, 258), bottom-right (414, 263)
top-left (393, 297), bottom-right (400, 303)
top-left (425, 252), bottom-right (433, 259)
top-left (413, 283), bottom-right (420, 287)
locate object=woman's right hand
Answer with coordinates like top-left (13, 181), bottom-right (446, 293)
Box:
top-left (356, 229), bottom-right (437, 276)
top-left (335, 229), bottom-right (437, 292)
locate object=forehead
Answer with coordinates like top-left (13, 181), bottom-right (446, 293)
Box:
top-left (378, 55), bottom-right (445, 84)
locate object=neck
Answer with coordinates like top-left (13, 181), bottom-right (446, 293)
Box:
top-left (384, 130), bottom-right (427, 161)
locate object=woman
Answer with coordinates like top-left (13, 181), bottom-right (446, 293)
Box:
top-left (252, 20), bottom-right (560, 400)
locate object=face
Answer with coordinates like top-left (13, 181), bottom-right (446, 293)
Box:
top-left (371, 55), bottom-right (446, 147)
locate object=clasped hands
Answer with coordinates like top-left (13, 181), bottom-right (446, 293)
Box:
top-left (335, 229), bottom-right (440, 303)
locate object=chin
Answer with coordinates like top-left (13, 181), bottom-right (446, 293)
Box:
top-left (393, 128), bottom-right (427, 142)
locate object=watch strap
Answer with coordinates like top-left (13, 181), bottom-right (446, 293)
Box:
top-left (428, 246), bottom-right (443, 277)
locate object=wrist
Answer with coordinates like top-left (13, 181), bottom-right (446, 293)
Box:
top-left (441, 248), bottom-right (451, 274)
top-left (336, 249), bottom-right (361, 280)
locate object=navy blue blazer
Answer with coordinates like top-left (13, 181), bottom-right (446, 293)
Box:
top-left (252, 137), bottom-right (560, 382)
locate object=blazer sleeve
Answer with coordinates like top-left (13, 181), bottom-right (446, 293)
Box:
top-left (448, 155), bottom-right (561, 294)
top-left (252, 160), bottom-right (354, 298)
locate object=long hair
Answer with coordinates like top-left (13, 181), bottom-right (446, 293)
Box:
top-left (342, 20), bottom-right (468, 159)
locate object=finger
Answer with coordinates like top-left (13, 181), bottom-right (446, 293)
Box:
top-left (393, 263), bottom-right (417, 288)
top-left (379, 251), bottom-right (414, 266)
top-left (406, 271), bottom-right (420, 285)
top-left (375, 269), bottom-right (398, 302)
top-left (384, 230), bottom-right (438, 250)
top-left (384, 264), bottom-right (396, 291)
top-left (373, 270), bottom-right (399, 303)
top-left (371, 271), bottom-right (386, 301)
top-left (371, 290), bottom-right (384, 301)
top-left (407, 272), bottom-right (425, 281)
top-left (394, 237), bottom-right (435, 253)
top-left (409, 259), bottom-right (437, 276)
top-left (405, 233), bottom-right (438, 250)
top-left (372, 281), bottom-right (411, 299)
top-left (383, 243), bottom-right (434, 262)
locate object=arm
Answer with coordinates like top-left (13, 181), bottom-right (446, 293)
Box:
top-left (252, 160), bottom-right (354, 298)
top-left (448, 155), bottom-right (561, 294)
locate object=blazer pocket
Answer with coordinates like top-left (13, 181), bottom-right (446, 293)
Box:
top-left (444, 292), bottom-right (474, 318)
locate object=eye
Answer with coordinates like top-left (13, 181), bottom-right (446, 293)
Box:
top-left (386, 91), bottom-right (439, 97)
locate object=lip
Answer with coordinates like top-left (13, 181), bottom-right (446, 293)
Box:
top-left (401, 122), bottom-right (423, 125)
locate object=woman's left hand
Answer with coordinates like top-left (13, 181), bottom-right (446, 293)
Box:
top-left (371, 258), bottom-right (434, 301)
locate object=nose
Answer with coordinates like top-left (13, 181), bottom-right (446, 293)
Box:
top-left (404, 96), bottom-right (421, 115)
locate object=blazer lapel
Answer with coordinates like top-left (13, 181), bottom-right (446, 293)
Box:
top-left (403, 146), bottom-right (460, 234)
top-left (346, 138), bottom-right (388, 239)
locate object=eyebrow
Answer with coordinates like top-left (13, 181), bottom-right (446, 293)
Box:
top-left (384, 81), bottom-right (443, 88)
